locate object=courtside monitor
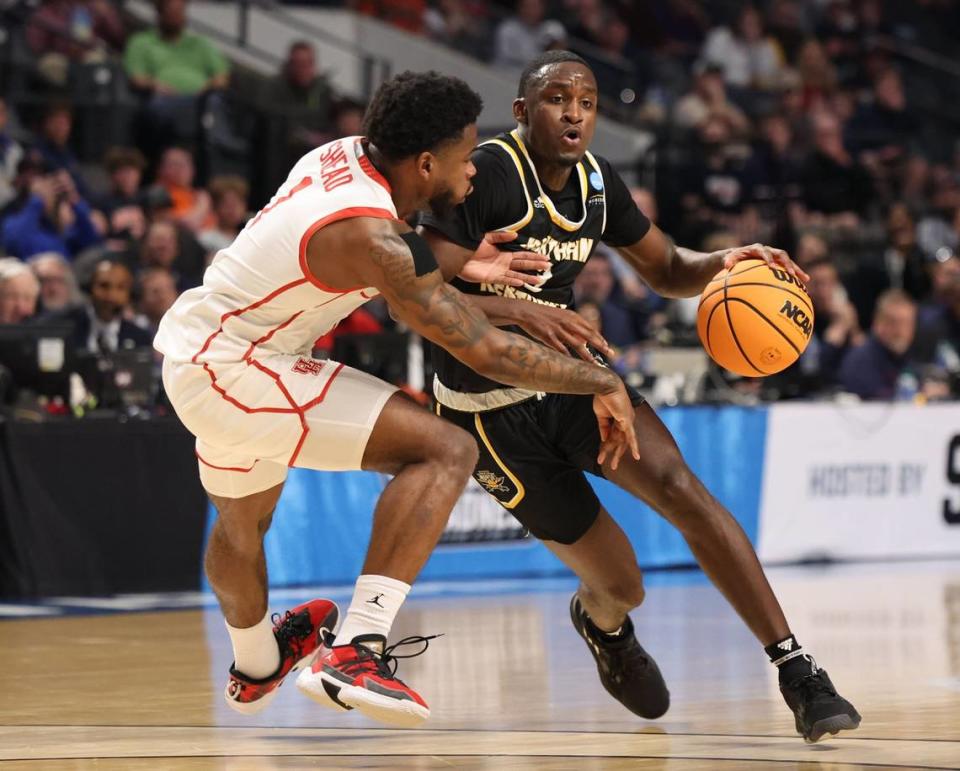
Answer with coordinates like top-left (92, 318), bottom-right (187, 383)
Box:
top-left (0, 323), bottom-right (75, 402)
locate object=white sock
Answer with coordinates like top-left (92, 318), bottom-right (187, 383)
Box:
top-left (226, 612), bottom-right (281, 679)
top-left (333, 574), bottom-right (410, 651)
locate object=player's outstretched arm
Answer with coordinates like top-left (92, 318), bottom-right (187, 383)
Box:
top-left (419, 227), bottom-right (549, 289)
top-left (310, 218), bottom-right (639, 466)
top-left (366, 227), bottom-right (616, 397)
top-left (615, 224), bottom-right (809, 299)
top-left (420, 226), bottom-right (610, 360)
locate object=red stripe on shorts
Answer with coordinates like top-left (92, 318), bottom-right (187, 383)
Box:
top-left (188, 201), bottom-right (392, 473)
top-left (288, 362), bottom-right (347, 467)
top-left (196, 451), bottom-right (258, 473)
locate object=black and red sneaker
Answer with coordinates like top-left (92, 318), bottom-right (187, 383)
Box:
top-left (297, 633), bottom-right (438, 727)
top-left (224, 598), bottom-right (339, 715)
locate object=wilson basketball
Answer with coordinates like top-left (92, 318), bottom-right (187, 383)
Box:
top-left (696, 259), bottom-right (815, 377)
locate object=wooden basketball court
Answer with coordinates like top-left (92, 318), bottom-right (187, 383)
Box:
top-left (1, 560), bottom-right (958, 769)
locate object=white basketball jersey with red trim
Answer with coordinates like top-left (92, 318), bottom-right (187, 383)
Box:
top-left (154, 136), bottom-right (397, 364)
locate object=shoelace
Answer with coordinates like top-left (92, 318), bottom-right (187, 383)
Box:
top-left (791, 671), bottom-right (837, 701)
top-left (614, 642), bottom-right (650, 668)
top-left (341, 634), bottom-right (443, 682)
top-left (272, 610), bottom-right (314, 654)
top-left (602, 642), bottom-right (650, 684)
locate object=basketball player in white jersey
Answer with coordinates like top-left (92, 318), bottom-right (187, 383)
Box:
top-left (155, 71), bottom-right (640, 728)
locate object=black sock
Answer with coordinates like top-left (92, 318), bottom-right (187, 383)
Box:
top-left (765, 634), bottom-right (814, 680)
top-left (764, 634), bottom-right (801, 662)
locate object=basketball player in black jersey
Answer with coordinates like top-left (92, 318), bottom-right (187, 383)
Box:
top-left (420, 51), bottom-right (861, 743)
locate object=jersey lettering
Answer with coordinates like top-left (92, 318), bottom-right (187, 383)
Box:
top-left (320, 141), bottom-right (354, 192)
top-left (521, 236), bottom-right (595, 264)
top-left (154, 137), bottom-right (396, 365)
top-left (433, 131), bottom-right (607, 395)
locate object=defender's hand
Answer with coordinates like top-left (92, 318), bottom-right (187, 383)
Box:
top-left (594, 383), bottom-right (640, 470)
top-left (515, 304), bottom-right (613, 362)
top-left (459, 230), bottom-right (550, 289)
top-left (722, 243), bottom-right (810, 284)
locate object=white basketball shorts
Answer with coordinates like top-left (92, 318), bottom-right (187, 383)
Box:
top-left (162, 355), bottom-right (397, 498)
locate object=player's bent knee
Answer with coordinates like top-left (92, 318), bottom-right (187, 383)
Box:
top-left (436, 425), bottom-right (479, 477)
top-left (209, 501), bottom-right (274, 558)
top-left (656, 465), bottom-right (696, 509)
top-left (209, 517), bottom-right (261, 560)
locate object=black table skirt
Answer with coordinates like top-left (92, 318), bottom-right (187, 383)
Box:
top-left (0, 416), bottom-right (208, 599)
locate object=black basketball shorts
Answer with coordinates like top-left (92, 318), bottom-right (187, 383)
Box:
top-left (436, 388), bottom-right (644, 545)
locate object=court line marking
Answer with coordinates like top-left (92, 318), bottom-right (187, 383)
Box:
top-left (4, 724), bottom-right (958, 745)
top-left (0, 754), bottom-right (950, 770)
top-left (3, 725), bottom-right (957, 769)
top-left (4, 725), bottom-right (960, 771)
top-left (0, 605), bottom-right (61, 617)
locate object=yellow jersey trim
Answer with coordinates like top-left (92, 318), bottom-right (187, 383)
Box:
top-left (473, 413), bottom-right (526, 509)
top-left (584, 151), bottom-right (607, 235)
top-left (478, 138), bottom-right (534, 232)
top-left (510, 129), bottom-right (588, 232)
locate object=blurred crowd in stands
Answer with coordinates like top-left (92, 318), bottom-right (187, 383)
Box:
top-left (1, 0), bottom-right (959, 413)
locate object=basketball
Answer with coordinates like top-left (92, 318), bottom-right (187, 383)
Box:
top-left (696, 259), bottom-right (815, 377)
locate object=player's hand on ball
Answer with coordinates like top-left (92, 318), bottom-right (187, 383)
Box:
top-left (458, 230), bottom-right (551, 289)
top-left (594, 384), bottom-right (640, 471)
top-left (722, 243), bottom-right (810, 284)
top-left (515, 305), bottom-right (613, 362)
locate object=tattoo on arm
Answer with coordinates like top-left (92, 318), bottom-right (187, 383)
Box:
top-left (370, 234), bottom-right (618, 395)
top-left (371, 233), bottom-right (489, 346)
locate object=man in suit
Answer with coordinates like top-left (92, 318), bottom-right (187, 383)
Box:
top-left (46, 259), bottom-right (152, 354)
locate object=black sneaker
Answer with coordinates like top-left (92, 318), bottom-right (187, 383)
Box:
top-left (569, 594), bottom-right (670, 719)
top-left (780, 657), bottom-right (861, 743)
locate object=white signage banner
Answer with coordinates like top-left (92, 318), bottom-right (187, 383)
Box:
top-left (440, 479), bottom-right (525, 544)
top-left (758, 403), bottom-right (960, 562)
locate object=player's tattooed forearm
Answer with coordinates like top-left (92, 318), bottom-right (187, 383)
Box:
top-left (429, 284), bottom-right (488, 347)
top-left (370, 231), bottom-right (618, 393)
top-left (496, 336), bottom-right (619, 394)
top-left (370, 235), bottom-right (429, 308)
top-left (372, 236), bottom-right (488, 347)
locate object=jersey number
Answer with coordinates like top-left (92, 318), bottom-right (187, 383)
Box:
top-left (248, 176), bottom-right (314, 228)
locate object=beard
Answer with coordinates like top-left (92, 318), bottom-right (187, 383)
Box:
top-left (555, 151), bottom-right (581, 168)
top-left (427, 184), bottom-right (460, 219)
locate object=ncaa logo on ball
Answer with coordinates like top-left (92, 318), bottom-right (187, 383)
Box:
top-left (779, 299), bottom-right (813, 338)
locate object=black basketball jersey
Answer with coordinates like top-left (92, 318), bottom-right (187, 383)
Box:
top-left (428, 129), bottom-right (616, 395)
